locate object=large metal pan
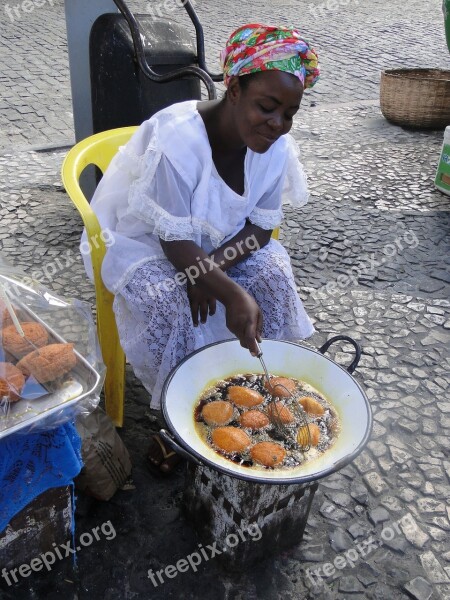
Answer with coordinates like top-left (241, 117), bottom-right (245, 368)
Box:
top-left (160, 336), bottom-right (372, 485)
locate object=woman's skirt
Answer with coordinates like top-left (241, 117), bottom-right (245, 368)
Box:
top-left (113, 239), bottom-right (314, 409)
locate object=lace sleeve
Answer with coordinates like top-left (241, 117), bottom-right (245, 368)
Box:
top-left (248, 205), bottom-right (284, 229)
top-left (123, 146), bottom-right (196, 242)
top-left (248, 168), bottom-right (284, 230)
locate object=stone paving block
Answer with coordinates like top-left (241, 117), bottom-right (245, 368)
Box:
top-left (425, 526), bottom-right (447, 543)
top-left (339, 575), bottom-right (365, 594)
top-left (368, 507), bottom-right (390, 526)
top-left (329, 528), bottom-right (354, 553)
top-left (347, 521), bottom-right (372, 540)
top-left (298, 545), bottom-right (326, 562)
top-left (419, 552), bottom-right (450, 584)
top-left (353, 452), bottom-right (377, 474)
top-left (403, 576), bottom-right (434, 600)
top-left (383, 535), bottom-right (409, 554)
top-left (428, 516), bottom-right (450, 532)
top-left (320, 501), bottom-right (349, 522)
top-left (399, 514), bottom-right (431, 549)
top-left (416, 499), bottom-right (447, 515)
top-left (363, 472), bottom-right (389, 496)
top-left (380, 495), bottom-right (405, 514)
top-left (436, 584), bottom-right (450, 600)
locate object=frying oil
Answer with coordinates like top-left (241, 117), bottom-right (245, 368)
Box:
top-left (194, 374), bottom-right (341, 471)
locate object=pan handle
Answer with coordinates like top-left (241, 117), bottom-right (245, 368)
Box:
top-left (318, 335), bottom-right (362, 374)
top-left (159, 429), bottom-right (202, 466)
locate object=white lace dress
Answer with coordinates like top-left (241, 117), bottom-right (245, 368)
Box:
top-left (82, 100), bottom-right (314, 408)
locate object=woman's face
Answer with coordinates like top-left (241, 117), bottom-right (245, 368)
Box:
top-left (228, 71), bottom-right (304, 153)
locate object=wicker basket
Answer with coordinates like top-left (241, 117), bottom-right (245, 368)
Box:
top-left (380, 69), bottom-right (450, 129)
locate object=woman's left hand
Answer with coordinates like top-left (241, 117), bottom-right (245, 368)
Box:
top-left (187, 284), bottom-right (217, 326)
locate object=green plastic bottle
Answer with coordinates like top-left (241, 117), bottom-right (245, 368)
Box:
top-left (435, 126), bottom-right (450, 196)
top-left (444, 0), bottom-right (450, 53)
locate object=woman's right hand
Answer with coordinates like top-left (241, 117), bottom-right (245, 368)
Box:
top-left (224, 289), bottom-right (263, 356)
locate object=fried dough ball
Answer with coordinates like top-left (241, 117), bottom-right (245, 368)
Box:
top-left (329, 417), bottom-right (340, 436)
top-left (297, 423), bottom-right (321, 448)
top-left (2, 322), bottom-right (49, 358)
top-left (227, 385), bottom-right (264, 408)
top-left (202, 401), bottom-right (234, 426)
top-left (17, 343), bottom-right (77, 383)
top-left (251, 442), bottom-right (286, 467)
top-left (299, 396), bottom-right (325, 417)
top-left (267, 401), bottom-right (295, 424)
top-left (264, 376), bottom-right (296, 398)
top-left (239, 410), bottom-right (270, 429)
top-left (0, 362), bottom-right (25, 402)
top-left (212, 426), bottom-right (251, 454)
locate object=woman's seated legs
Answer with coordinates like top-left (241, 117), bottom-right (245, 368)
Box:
top-left (227, 239), bottom-right (314, 341)
top-left (113, 259), bottom-right (199, 409)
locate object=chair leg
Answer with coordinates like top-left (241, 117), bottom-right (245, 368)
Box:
top-left (96, 285), bottom-right (126, 427)
top-left (102, 337), bottom-right (126, 427)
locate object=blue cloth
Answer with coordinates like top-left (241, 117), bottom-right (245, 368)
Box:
top-left (0, 422), bottom-right (82, 533)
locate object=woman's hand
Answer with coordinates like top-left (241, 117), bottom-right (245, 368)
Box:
top-left (160, 239), bottom-right (262, 349)
top-left (187, 284), bottom-right (217, 326)
top-left (224, 289), bottom-right (263, 355)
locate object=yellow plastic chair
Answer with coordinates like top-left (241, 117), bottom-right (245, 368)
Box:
top-left (61, 127), bottom-right (138, 426)
top-left (61, 126), bottom-right (280, 427)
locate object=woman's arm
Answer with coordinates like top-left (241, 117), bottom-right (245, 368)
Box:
top-left (159, 239), bottom-right (262, 354)
top-left (183, 222), bottom-right (271, 328)
top-left (210, 221), bottom-right (272, 272)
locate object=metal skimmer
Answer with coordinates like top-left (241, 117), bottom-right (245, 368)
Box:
top-left (255, 341), bottom-right (311, 451)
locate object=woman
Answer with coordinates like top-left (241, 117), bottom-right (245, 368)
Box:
top-left (82, 24), bottom-right (319, 472)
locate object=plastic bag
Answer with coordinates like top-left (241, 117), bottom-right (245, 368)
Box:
top-left (0, 259), bottom-right (105, 439)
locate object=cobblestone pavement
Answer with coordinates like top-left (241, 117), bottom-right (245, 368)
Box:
top-left (0, 1), bottom-right (450, 599)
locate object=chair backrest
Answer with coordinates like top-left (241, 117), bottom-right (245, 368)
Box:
top-left (61, 127), bottom-right (138, 427)
top-left (61, 126), bottom-right (138, 298)
top-left (62, 126), bottom-right (138, 214)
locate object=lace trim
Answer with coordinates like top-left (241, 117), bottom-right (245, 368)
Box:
top-left (128, 193), bottom-right (196, 239)
top-left (191, 217), bottom-right (226, 248)
top-left (248, 206), bottom-right (284, 230)
top-left (109, 255), bottom-right (164, 294)
top-left (126, 185), bottom-right (227, 249)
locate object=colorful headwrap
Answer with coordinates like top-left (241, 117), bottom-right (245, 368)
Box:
top-left (220, 24), bottom-right (320, 90)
